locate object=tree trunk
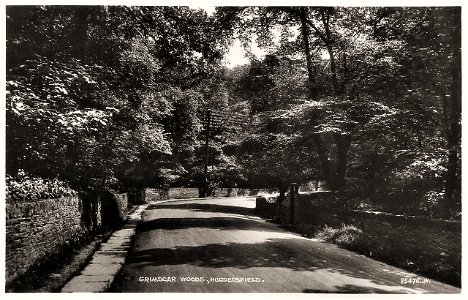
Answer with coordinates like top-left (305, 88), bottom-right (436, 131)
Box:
top-left (278, 188), bottom-right (287, 204)
top-left (443, 88), bottom-right (461, 217)
top-left (198, 186), bottom-right (205, 198)
top-left (320, 10), bottom-right (338, 94)
top-left (327, 45), bottom-right (338, 94)
top-left (333, 133), bottom-right (352, 193)
top-left (339, 51), bottom-right (348, 94)
top-left (312, 134), bottom-right (333, 191)
top-left (442, 7), bottom-right (461, 218)
top-left (71, 7), bottom-right (91, 61)
top-left (299, 8), bottom-right (317, 98)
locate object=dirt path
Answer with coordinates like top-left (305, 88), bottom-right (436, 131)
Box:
top-left (110, 197), bottom-right (460, 293)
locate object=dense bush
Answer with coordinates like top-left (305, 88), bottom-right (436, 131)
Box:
top-left (6, 170), bottom-right (77, 202)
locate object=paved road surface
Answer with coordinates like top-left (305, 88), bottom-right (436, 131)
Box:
top-left (110, 197), bottom-right (459, 293)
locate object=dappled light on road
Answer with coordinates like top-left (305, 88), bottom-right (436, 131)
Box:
top-left (135, 228), bottom-right (300, 250)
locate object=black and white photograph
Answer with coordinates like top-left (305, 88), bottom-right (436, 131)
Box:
top-left (3, 0), bottom-right (463, 294)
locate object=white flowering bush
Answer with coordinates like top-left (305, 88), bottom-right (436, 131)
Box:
top-left (6, 170), bottom-right (77, 202)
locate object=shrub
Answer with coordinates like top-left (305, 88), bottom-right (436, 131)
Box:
top-left (6, 170), bottom-right (77, 202)
top-left (315, 223), bottom-right (363, 245)
top-left (419, 190), bottom-right (444, 218)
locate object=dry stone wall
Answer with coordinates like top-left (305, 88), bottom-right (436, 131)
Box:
top-left (145, 187), bottom-right (279, 201)
top-left (6, 193), bottom-right (129, 287)
top-left (263, 192), bottom-right (461, 286)
top-left (6, 196), bottom-right (85, 285)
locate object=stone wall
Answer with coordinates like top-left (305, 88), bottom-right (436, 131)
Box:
top-left (168, 188), bottom-right (199, 199)
top-left (6, 192), bottom-right (129, 287)
top-left (145, 187), bottom-right (279, 201)
top-left (279, 193), bottom-right (461, 233)
top-left (128, 188), bottom-right (146, 204)
top-left (271, 192), bottom-right (461, 286)
top-left (144, 188), bottom-right (198, 201)
top-left (217, 188), bottom-right (279, 197)
top-left (254, 197), bottom-right (278, 219)
top-left (100, 192), bottom-right (128, 227)
top-left (6, 196), bottom-right (86, 285)
top-left (113, 193), bottom-right (128, 221)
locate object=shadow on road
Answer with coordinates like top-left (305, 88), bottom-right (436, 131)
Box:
top-left (110, 200), bottom-right (449, 293)
top-left (127, 238), bottom-right (329, 271)
top-left (137, 217), bottom-right (278, 234)
top-left (303, 285), bottom-right (398, 293)
top-left (122, 238), bottom-right (420, 294)
top-left (139, 202), bottom-right (273, 234)
top-left (146, 203), bottom-right (256, 217)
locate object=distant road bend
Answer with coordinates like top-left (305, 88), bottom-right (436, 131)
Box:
top-left (110, 196), bottom-right (460, 293)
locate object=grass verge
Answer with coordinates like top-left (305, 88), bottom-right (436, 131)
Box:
top-left (313, 223), bottom-right (461, 288)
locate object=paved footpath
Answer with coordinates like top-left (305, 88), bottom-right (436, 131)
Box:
top-left (61, 204), bottom-right (148, 293)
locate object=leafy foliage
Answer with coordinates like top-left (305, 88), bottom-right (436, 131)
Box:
top-left (6, 5), bottom-right (227, 195)
top-left (5, 6), bottom-right (461, 218)
top-left (6, 170), bottom-right (77, 202)
top-left (219, 6), bottom-right (460, 217)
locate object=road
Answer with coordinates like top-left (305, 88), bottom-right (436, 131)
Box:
top-left (110, 196), bottom-right (459, 293)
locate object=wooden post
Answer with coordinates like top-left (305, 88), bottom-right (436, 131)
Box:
top-left (203, 110), bottom-right (211, 197)
top-left (290, 183), bottom-right (298, 224)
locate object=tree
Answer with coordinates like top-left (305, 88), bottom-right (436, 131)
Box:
top-left (218, 7), bottom-right (460, 217)
top-left (6, 6), bottom-right (229, 193)
top-left (367, 7), bottom-right (461, 216)
top-left (217, 7), bottom-right (405, 193)
top-left (232, 54), bottom-right (307, 113)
